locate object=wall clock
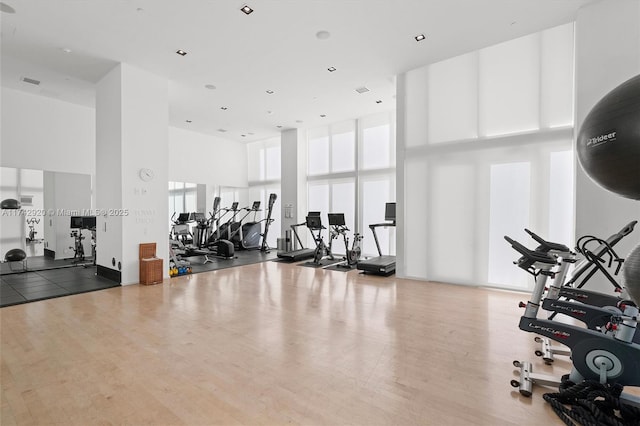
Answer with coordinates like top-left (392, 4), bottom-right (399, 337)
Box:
top-left (138, 168), bottom-right (155, 182)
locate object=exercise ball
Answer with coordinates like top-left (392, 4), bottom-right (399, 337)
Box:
top-left (0, 198), bottom-right (21, 209)
top-left (623, 244), bottom-right (640, 305)
top-left (4, 248), bottom-right (26, 262)
top-left (576, 74), bottom-right (640, 200)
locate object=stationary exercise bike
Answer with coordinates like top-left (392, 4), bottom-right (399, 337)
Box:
top-left (306, 214), bottom-right (330, 265)
top-left (26, 217), bottom-right (40, 243)
top-left (327, 213), bottom-right (362, 269)
top-left (504, 236), bottom-right (640, 407)
top-left (523, 224), bottom-right (639, 363)
top-left (70, 229), bottom-right (85, 262)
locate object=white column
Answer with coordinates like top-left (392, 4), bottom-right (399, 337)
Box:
top-left (96, 63), bottom-right (169, 285)
top-left (280, 129), bottom-right (307, 246)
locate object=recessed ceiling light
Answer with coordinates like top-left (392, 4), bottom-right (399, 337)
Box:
top-left (241, 134), bottom-right (247, 137)
top-left (327, 66), bottom-right (336, 72)
top-left (0, 2), bottom-right (16, 13)
top-left (220, 106), bottom-right (228, 110)
top-left (61, 47), bottom-right (72, 54)
top-left (376, 100), bottom-right (382, 104)
top-left (185, 120), bottom-right (192, 123)
top-left (266, 90), bottom-right (274, 94)
top-left (320, 114), bottom-right (326, 118)
top-left (240, 5), bottom-right (253, 15)
top-left (176, 49), bottom-right (187, 56)
top-left (218, 129), bottom-right (227, 133)
top-left (276, 125), bottom-right (283, 129)
top-left (414, 34), bottom-right (426, 42)
top-left (204, 84), bottom-right (216, 90)
top-left (355, 86), bottom-right (370, 94)
top-left (316, 30), bottom-right (331, 40)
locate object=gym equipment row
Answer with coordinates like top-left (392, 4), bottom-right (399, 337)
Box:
top-left (277, 202), bottom-right (395, 275)
top-left (504, 228), bottom-right (640, 411)
top-left (169, 194), bottom-right (277, 267)
top-left (502, 72), bottom-right (640, 424)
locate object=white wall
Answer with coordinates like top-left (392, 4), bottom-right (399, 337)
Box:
top-left (574, 0), bottom-right (640, 293)
top-left (1, 85), bottom-right (248, 279)
top-left (96, 63), bottom-right (170, 285)
top-left (0, 88), bottom-right (95, 175)
top-left (168, 127), bottom-right (248, 187)
top-left (0, 88), bottom-right (247, 191)
top-left (95, 65), bottom-right (124, 275)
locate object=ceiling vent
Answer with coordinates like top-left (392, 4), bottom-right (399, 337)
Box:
top-left (21, 76), bottom-right (40, 86)
top-left (355, 86), bottom-right (370, 94)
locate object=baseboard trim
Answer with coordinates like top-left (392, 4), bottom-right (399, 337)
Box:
top-left (97, 265), bottom-right (121, 284)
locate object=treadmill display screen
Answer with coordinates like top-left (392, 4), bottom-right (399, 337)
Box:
top-left (328, 213), bottom-right (346, 226)
top-left (384, 203), bottom-right (396, 222)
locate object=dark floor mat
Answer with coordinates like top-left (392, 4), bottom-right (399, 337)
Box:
top-left (0, 266), bottom-right (119, 308)
top-left (298, 259), bottom-right (344, 268)
top-left (181, 250), bottom-right (279, 274)
top-left (1, 256), bottom-right (93, 276)
top-left (323, 262), bottom-right (357, 272)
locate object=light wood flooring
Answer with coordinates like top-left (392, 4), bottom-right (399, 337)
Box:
top-left (1, 261), bottom-right (585, 425)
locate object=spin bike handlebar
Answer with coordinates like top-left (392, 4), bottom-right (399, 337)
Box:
top-left (504, 236), bottom-right (557, 272)
top-left (524, 229), bottom-right (573, 255)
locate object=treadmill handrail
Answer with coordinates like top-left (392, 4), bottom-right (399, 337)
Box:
top-left (290, 222), bottom-right (306, 249)
top-left (368, 222), bottom-right (395, 256)
top-left (369, 222), bottom-right (396, 228)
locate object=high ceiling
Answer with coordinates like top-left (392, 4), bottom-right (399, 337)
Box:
top-left (1, 0), bottom-right (595, 143)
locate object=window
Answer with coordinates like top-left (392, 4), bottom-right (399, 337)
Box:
top-left (247, 137), bottom-right (282, 249)
top-left (307, 112), bottom-right (395, 256)
top-left (399, 22), bottom-right (575, 291)
top-left (168, 181), bottom-right (198, 225)
top-left (307, 121), bottom-right (356, 175)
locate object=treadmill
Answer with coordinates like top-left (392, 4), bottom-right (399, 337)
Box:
top-left (357, 203), bottom-right (396, 275)
top-left (277, 212), bottom-right (320, 261)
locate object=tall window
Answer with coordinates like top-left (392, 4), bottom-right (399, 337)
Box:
top-left (307, 113), bottom-right (395, 256)
top-left (401, 22), bottom-right (575, 290)
top-left (168, 181), bottom-right (197, 225)
top-left (247, 137), bottom-right (281, 249)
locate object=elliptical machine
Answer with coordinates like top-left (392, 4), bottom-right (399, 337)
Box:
top-left (260, 193), bottom-right (277, 253)
top-left (200, 197), bottom-right (234, 260)
top-left (227, 201), bottom-right (262, 250)
top-left (504, 235), bottom-right (640, 407)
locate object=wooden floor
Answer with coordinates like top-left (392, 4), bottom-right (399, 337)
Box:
top-left (0, 261), bottom-right (573, 425)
